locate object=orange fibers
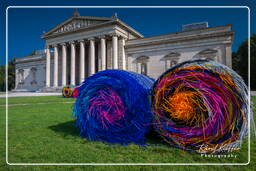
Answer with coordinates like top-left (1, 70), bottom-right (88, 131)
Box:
top-left (168, 91), bottom-right (196, 120)
top-left (163, 89), bottom-right (207, 125)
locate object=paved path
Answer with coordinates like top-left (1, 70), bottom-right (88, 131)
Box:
top-left (251, 91), bottom-right (256, 96)
top-left (1, 91), bottom-right (256, 98)
top-left (0, 101), bottom-right (73, 107)
top-left (0, 92), bottom-right (61, 98)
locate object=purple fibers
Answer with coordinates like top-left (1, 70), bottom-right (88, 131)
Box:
top-left (152, 59), bottom-right (253, 153)
top-left (73, 69), bottom-right (154, 145)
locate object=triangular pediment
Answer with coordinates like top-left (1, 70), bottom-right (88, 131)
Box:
top-left (164, 52), bottom-right (181, 58)
top-left (198, 48), bottom-right (218, 55)
top-left (133, 56), bottom-right (149, 63)
top-left (160, 52), bottom-right (180, 61)
top-left (42, 16), bottom-right (112, 38)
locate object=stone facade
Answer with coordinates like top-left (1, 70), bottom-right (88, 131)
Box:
top-left (126, 24), bottom-right (233, 78)
top-left (14, 11), bottom-right (234, 92)
top-left (15, 50), bottom-right (48, 91)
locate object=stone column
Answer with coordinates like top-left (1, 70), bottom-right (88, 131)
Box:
top-left (53, 45), bottom-right (58, 87)
top-left (100, 36), bottom-right (106, 70)
top-left (45, 46), bottom-right (51, 87)
top-left (166, 60), bottom-right (171, 70)
top-left (70, 41), bottom-right (76, 86)
top-left (97, 42), bottom-right (101, 71)
top-left (137, 63), bottom-right (141, 73)
top-left (112, 34), bottom-right (118, 69)
top-left (89, 38), bottom-right (95, 75)
top-left (165, 60), bottom-right (168, 71)
top-left (120, 37), bottom-right (126, 70)
top-left (226, 43), bottom-right (232, 68)
top-left (79, 40), bottom-right (85, 83)
top-left (61, 43), bottom-right (67, 86)
top-left (106, 40), bottom-right (112, 69)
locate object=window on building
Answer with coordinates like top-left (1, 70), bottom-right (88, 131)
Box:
top-left (18, 69), bottom-right (24, 84)
top-left (30, 67), bottom-right (37, 85)
top-left (196, 49), bottom-right (218, 61)
top-left (162, 52), bottom-right (180, 71)
top-left (170, 60), bottom-right (177, 67)
top-left (135, 56), bottom-right (149, 75)
top-left (141, 63), bottom-right (147, 75)
top-left (164, 59), bottom-right (178, 70)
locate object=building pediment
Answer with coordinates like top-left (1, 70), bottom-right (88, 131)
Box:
top-left (42, 16), bottom-right (112, 38)
top-left (159, 52), bottom-right (180, 61)
top-left (164, 52), bottom-right (181, 58)
top-left (193, 48), bottom-right (218, 60)
top-left (53, 18), bottom-right (108, 34)
top-left (134, 56), bottom-right (149, 63)
top-left (198, 48), bottom-right (218, 55)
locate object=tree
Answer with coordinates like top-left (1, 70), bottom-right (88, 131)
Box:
top-left (232, 34), bottom-right (256, 90)
top-left (0, 64), bottom-right (4, 91)
top-left (29, 50), bottom-right (36, 56)
top-left (0, 58), bottom-right (16, 91)
top-left (8, 58), bottom-right (16, 90)
top-left (251, 34), bottom-right (256, 90)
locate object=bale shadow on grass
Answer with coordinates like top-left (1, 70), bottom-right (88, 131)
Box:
top-left (145, 129), bottom-right (198, 155)
top-left (48, 120), bottom-right (80, 137)
top-left (145, 128), bottom-right (170, 146)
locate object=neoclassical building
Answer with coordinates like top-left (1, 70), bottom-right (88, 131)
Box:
top-left (14, 9), bottom-right (234, 91)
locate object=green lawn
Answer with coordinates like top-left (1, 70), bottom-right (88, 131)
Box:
top-left (0, 95), bottom-right (75, 105)
top-left (0, 96), bottom-right (255, 170)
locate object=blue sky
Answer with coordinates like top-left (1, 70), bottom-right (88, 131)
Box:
top-left (1, 0), bottom-right (255, 65)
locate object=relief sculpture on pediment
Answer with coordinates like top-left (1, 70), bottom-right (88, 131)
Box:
top-left (53, 19), bottom-right (103, 34)
top-left (54, 19), bottom-right (88, 34)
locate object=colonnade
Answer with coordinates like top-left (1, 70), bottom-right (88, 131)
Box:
top-left (45, 34), bottom-right (126, 87)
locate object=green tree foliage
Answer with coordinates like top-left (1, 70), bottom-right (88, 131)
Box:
top-left (29, 50), bottom-right (36, 56)
top-left (251, 34), bottom-right (256, 90)
top-left (0, 58), bottom-right (15, 91)
top-left (8, 58), bottom-right (16, 90)
top-left (0, 64), bottom-right (4, 91)
top-left (232, 34), bottom-right (256, 90)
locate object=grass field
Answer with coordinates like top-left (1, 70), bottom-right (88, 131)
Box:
top-left (0, 96), bottom-right (255, 170)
